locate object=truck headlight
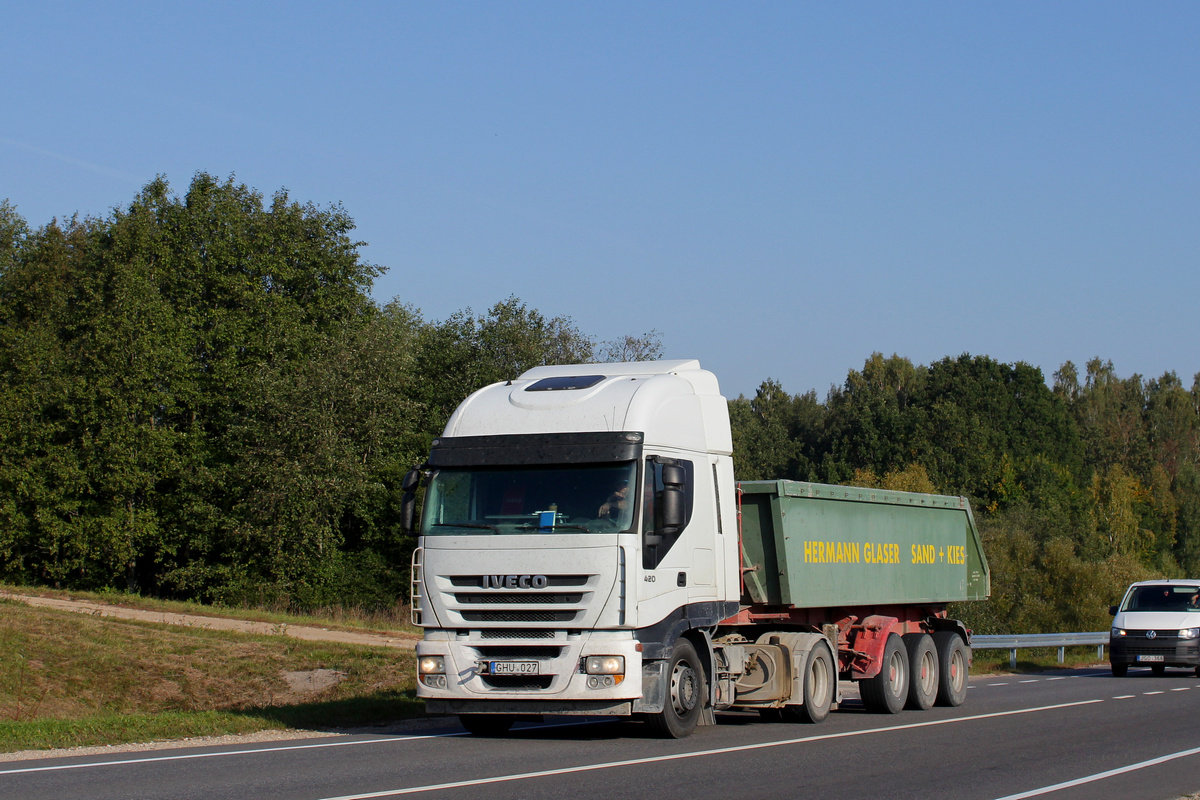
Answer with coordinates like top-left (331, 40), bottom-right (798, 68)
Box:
top-left (419, 655), bottom-right (446, 674)
top-left (1179, 628), bottom-right (1200, 640)
top-left (585, 656), bottom-right (625, 674)
top-left (584, 655), bottom-right (625, 688)
top-left (419, 655), bottom-right (447, 688)
top-left (1111, 627), bottom-right (1126, 637)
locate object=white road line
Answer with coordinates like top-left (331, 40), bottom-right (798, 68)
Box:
top-left (1019, 680), bottom-right (1039, 684)
top-left (1113, 695), bottom-right (1136, 699)
top-left (1046, 677), bottom-right (1066, 681)
top-left (993, 744), bottom-right (1200, 799)
top-left (1144, 691), bottom-right (1165, 695)
top-left (1172, 688), bottom-right (1190, 692)
top-left (0, 733), bottom-right (459, 776)
top-left (988, 682), bottom-right (1010, 686)
top-left (312, 700), bottom-right (1105, 800)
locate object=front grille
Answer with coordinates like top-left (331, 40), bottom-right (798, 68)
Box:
top-left (473, 646), bottom-right (563, 659)
top-left (454, 593), bottom-right (583, 605)
top-left (461, 610), bottom-right (578, 623)
top-left (1124, 644), bottom-right (1199, 656)
top-left (481, 675), bottom-right (555, 690)
top-left (480, 629), bottom-right (555, 640)
top-left (450, 575), bottom-right (589, 588)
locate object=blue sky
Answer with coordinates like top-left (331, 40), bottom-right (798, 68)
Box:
top-left (4, 2), bottom-right (1198, 399)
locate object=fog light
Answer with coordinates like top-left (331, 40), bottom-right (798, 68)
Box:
top-left (422, 674), bottom-right (447, 689)
top-left (419, 655), bottom-right (446, 674)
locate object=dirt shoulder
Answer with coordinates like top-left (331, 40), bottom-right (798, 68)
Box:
top-left (0, 591), bottom-right (418, 650)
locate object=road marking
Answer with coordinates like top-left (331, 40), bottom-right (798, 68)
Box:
top-left (1144, 691), bottom-right (1165, 695)
top-left (1172, 687), bottom-right (1190, 692)
top-left (1019, 680), bottom-right (1039, 684)
top-left (311, 700), bottom-right (1105, 800)
top-left (0, 720), bottom-right (600, 777)
top-left (993, 744), bottom-right (1200, 799)
top-left (988, 682), bottom-right (1009, 686)
top-left (1113, 695), bottom-right (1136, 699)
top-left (1046, 677), bottom-right (1066, 681)
top-left (0, 734), bottom-right (460, 776)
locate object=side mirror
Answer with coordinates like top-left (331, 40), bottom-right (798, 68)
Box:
top-left (660, 463), bottom-right (685, 534)
top-left (1108, 605), bottom-right (1119, 616)
top-left (400, 468), bottom-right (422, 535)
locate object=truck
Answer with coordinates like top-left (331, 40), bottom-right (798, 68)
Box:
top-left (402, 359), bottom-right (990, 738)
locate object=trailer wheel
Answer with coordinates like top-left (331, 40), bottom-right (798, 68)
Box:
top-left (781, 640), bottom-right (834, 723)
top-left (859, 633), bottom-right (908, 714)
top-left (459, 714), bottom-right (514, 736)
top-left (1112, 662), bottom-right (1128, 677)
top-left (903, 633), bottom-right (938, 711)
top-left (932, 631), bottom-right (968, 707)
top-left (646, 639), bottom-right (706, 739)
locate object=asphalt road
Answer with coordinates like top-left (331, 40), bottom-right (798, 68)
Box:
top-left (5, 666), bottom-right (1200, 800)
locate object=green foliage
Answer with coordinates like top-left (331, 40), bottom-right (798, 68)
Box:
top-left (0, 176), bottom-right (649, 610)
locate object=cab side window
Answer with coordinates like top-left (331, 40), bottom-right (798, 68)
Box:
top-left (643, 457), bottom-right (693, 569)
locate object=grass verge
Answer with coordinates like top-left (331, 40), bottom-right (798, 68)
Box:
top-left (0, 599), bottom-right (421, 753)
top-left (0, 582), bottom-right (422, 638)
top-left (971, 645), bottom-right (1109, 674)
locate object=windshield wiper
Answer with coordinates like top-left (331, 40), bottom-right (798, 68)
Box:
top-left (514, 523), bottom-right (593, 532)
top-left (432, 522), bottom-right (500, 533)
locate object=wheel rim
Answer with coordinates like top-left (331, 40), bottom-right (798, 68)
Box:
top-left (808, 653), bottom-right (831, 706)
top-left (949, 648), bottom-right (965, 692)
top-left (670, 660), bottom-right (699, 716)
top-left (918, 650), bottom-right (937, 696)
top-left (887, 649), bottom-right (906, 698)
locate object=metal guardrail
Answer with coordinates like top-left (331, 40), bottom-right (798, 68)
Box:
top-left (970, 632), bottom-right (1109, 669)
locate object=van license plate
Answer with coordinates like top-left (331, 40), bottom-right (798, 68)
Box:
top-left (490, 661), bottom-right (539, 675)
top-left (1137, 655), bottom-right (1165, 662)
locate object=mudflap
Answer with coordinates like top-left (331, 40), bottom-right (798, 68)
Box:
top-left (632, 659), bottom-right (666, 714)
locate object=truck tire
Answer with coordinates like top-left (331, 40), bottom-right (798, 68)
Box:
top-left (1111, 662), bottom-right (1128, 677)
top-left (781, 639), bottom-right (835, 723)
top-left (859, 633), bottom-right (908, 714)
top-left (646, 639), bottom-right (706, 739)
top-left (903, 633), bottom-right (938, 711)
top-left (459, 714), bottom-right (514, 736)
top-left (932, 631), bottom-right (968, 707)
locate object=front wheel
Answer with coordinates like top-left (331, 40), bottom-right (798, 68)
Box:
top-left (859, 633), bottom-right (908, 714)
top-left (1111, 662), bottom-right (1128, 677)
top-left (646, 639), bottom-right (706, 739)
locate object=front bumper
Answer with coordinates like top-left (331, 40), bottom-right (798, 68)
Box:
top-left (1110, 633), bottom-right (1200, 668)
top-left (416, 632), bottom-right (643, 706)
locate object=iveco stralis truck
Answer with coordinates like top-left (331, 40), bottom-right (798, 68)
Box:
top-left (402, 360), bottom-right (990, 738)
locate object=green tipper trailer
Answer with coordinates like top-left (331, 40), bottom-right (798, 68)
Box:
top-left (737, 480), bottom-right (990, 609)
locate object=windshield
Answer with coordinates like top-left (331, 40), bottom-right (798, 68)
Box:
top-left (420, 462), bottom-right (639, 535)
top-left (1122, 585), bottom-right (1200, 612)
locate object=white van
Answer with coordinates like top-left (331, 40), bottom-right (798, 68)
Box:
top-left (1109, 579), bottom-right (1200, 677)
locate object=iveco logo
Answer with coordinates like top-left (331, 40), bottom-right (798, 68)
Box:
top-left (482, 574), bottom-right (548, 589)
top-left (1146, 630), bottom-right (1158, 639)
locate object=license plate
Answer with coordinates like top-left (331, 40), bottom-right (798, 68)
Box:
top-left (1137, 655), bottom-right (1165, 662)
top-left (490, 660), bottom-right (540, 675)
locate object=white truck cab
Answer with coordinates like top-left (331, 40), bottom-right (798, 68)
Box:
top-left (1109, 579), bottom-right (1200, 677)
